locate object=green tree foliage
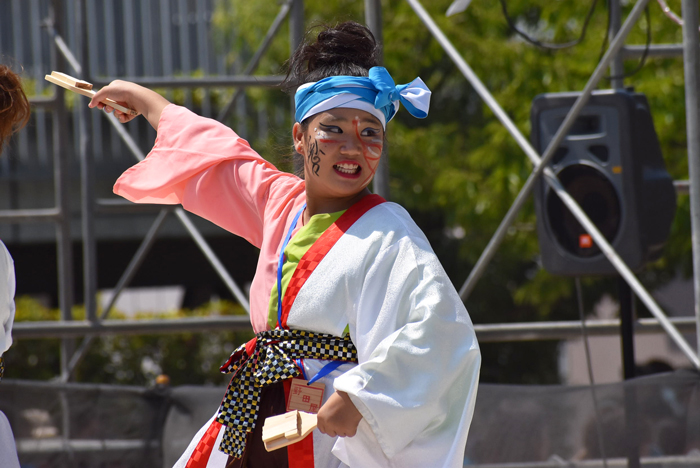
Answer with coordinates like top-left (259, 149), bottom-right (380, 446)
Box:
top-left (208, 1), bottom-right (692, 383)
top-left (12, 1), bottom-right (692, 385)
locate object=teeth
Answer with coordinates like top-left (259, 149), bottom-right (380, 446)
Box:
top-left (335, 163), bottom-right (359, 174)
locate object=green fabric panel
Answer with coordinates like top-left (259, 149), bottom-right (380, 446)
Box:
top-left (267, 210), bottom-right (345, 330)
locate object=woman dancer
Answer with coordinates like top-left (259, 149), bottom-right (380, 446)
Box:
top-left (91, 21), bottom-right (480, 468)
top-left (0, 63), bottom-right (31, 468)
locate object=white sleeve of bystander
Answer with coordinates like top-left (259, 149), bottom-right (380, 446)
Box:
top-left (0, 411), bottom-right (21, 468)
top-left (0, 241), bottom-right (16, 356)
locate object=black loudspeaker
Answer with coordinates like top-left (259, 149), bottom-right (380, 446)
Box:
top-left (531, 89), bottom-right (676, 276)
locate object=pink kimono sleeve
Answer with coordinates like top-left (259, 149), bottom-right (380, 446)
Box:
top-left (113, 104), bottom-right (304, 248)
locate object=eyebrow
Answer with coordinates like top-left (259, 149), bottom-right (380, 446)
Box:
top-left (321, 116), bottom-right (382, 127)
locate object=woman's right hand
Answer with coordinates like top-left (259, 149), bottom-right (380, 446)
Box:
top-left (316, 390), bottom-right (362, 438)
top-left (89, 80), bottom-right (170, 130)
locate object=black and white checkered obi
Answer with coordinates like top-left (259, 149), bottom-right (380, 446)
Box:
top-left (216, 328), bottom-right (357, 458)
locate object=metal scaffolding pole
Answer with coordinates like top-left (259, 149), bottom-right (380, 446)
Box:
top-left (61, 209), bottom-right (172, 382)
top-left (365, 0), bottom-right (389, 200)
top-left (609, 0), bottom-right (625, 89)
top-left (48, 0), bottom-right (76, 449)
top-left (17, 0), bottom-right (699, 377)
top-left (91, 76), bottom-right (284, 88)
top-left (96, 210), bottom-right (172, 323)
top-left (290, 0), bottom-right (304, 175)
top-left (289, 0), bottom-right (304, 65)
top-left (49, 0), bottom-right (75, 378)
top-left (76, 0), bottom-right (97, 324)
top-left (54, 1), bottom-right (259, 319)
top-left (681, 0), bottom-right (700, 357)
top-left (0, 208), bottom-right (62, 223)
top-left (607, 15), bottom-right (642, 468)
top-left (623, 43), bottom-right (685, 59)
top-left (405, 0), bottom-right (644, 298)
top-left (13, 315), bottom-right (696, 342)
top-left (217, 0), bottom-right (293, 122)
top-left (407, 0), bottom-right (700, 369)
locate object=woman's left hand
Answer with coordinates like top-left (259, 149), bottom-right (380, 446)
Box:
top-left (316, 390), bottom-right (362, 438)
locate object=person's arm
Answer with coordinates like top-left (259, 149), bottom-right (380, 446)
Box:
top-left (333, 230), bottom-right (481, 459)
top-left (112, 104), bottom-right (303, 247)
top-left (89, 80), bottom-right (170, 130)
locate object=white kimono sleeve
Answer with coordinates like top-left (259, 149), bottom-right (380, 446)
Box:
top-left (333, 234), bottom-right (481, 468)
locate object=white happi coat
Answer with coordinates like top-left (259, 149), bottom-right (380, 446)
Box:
top-left (116, 105), bottom-right (481, 468)
top-left (175, 203), bottom-right (481, 468)
top-left (291, 202), bottom-right (481, 468)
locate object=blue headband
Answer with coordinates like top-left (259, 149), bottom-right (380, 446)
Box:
top-left (294, 67), bottom-right (431, 128)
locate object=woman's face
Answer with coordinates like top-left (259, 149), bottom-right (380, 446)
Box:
top-left (293, 107), bottom-right (384, 201)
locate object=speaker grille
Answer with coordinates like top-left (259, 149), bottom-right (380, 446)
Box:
top-left (546, 164), bottom-right (621, 258)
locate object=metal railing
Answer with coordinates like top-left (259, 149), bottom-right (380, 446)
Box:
top-left (406, 0), bottom-right (700, 369)
top-left (4, 3), bottom-right (700, 467)
top-left (11, 314), bottom-right (697, 342)
top-left (3, 0), bottom-right (700, 380)
top-left (1, 0), bottom-right (305, 381)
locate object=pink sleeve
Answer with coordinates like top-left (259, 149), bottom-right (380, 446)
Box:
top-left (113, 104), bottom-right (304, 248)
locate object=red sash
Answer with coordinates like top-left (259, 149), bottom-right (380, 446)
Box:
top-left (279, 194), bottom-right (385, 329)
top-left (281, 194), bottom-right (384, 468)
top-left (186, 194), bottom-right (385, 468)
top-left (185, 419), bottom-right (223, 468)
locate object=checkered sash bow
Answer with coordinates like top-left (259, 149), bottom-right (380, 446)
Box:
top-left (215, 328), bottom-right (357, 458)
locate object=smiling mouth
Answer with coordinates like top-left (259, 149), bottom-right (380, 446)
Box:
top-left (334, 163), bottom-right (361, 175)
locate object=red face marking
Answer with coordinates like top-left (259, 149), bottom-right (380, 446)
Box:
top-left (317, 138), bottom-right (340, 144)
top-left (353, 117), bottom-right (382, 185)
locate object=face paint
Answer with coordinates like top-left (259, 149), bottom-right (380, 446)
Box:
top-left (353, 117), bottom-right (382, 185)
top-left (314, 128), bottom-right (340, 146)
top-left (306, 136), bottom-right (322, 177)
top-left (315, 127), bottom-right (331, 140)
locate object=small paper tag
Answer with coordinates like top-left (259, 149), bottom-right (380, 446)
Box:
top-left (287, 378), bottom-right (325, 414)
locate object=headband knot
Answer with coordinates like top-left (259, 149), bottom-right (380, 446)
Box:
top-left (294, 66), bottom-right (431, 128)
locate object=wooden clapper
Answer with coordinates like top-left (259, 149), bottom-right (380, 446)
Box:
top-left (44, 71), bottom-right (138, 116)
top-left (262, 410), bottom-right (318, 452)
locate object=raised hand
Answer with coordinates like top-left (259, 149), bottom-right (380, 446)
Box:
top-left (89, 80), bottom-right (170, 129)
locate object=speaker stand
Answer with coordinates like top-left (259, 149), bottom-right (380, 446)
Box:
top-left (618, 278), bottom-right (640, 468)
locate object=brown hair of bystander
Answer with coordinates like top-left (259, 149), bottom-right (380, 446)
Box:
top-left (0, 64), bottom-right (30, 150)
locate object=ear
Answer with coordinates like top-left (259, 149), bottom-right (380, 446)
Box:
top-left (292, 122), bottom-right (305, 154)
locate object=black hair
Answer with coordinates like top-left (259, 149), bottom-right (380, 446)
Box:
top-left (282, 21), bottom-right (380, 96)
top-left (282, 21), bottom-right (382, 178)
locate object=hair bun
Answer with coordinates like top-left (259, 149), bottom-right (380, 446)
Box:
top-left (283, 21), bottom-right (380, 93)
top-left (309, 23), bottom-right (378, 71)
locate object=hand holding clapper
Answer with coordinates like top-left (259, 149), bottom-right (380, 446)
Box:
top-left (44, 71), bottom-right (138, 116)
top-left (261, 410), bottom-right (318, 452)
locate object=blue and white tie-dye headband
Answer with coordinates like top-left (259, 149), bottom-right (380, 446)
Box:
top-left (294, 66), bottom-right (431, 129)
